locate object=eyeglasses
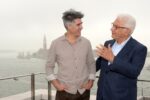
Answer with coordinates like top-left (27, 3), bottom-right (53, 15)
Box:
top-left (111, 23), bottom-right (128, 30)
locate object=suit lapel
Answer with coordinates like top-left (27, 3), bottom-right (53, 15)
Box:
top-left (116, 37), bottom-right (135, 58)
top-left (105, 40), bottom-right (115, 47)
top-left (104, 37), bottom-right (135, 68)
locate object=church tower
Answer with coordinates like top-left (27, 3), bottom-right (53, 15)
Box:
top-left (43, 34), bottom-right (47, 50)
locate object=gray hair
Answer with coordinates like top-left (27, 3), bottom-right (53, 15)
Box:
top-left (117, 14), bottom-right (136, 34)
top-left (62, 9), bottom-right (84, 29)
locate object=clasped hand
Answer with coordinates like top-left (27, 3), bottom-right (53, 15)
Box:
top-left (96, 44), bottom-right (115, 63)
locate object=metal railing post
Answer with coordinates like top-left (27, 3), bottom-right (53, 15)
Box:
top-left (48, 81), bottom-right (52, 100)
top-left (31, 73), bottom-right (35, 100)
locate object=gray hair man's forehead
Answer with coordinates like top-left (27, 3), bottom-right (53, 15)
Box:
top-left (116, 13), bottom-right (136, 34)
top-left (117, 14), bottom-right (136, 23)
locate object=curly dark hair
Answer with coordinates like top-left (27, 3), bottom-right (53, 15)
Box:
top-left (62, 9), bottom-right (84, 23)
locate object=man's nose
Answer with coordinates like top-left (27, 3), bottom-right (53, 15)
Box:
top-left (111, 27), bottom-right (115, 32)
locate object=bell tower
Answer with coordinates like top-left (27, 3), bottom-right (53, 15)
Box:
top-left (43, 34), bottom-right (47, 50)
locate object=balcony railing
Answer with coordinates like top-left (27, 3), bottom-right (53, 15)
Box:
top-left (0, 73), bottom-right (150, 100)
top-left (0, 73), bottom-right (52, 100)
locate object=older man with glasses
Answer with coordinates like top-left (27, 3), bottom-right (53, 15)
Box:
top-left (96, 14), bottom-right (147, 100)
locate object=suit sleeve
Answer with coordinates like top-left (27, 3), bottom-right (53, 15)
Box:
top-left (96, 57), bottom-right (102, 72)
top-left (110, 45), bottom-right (147, 79)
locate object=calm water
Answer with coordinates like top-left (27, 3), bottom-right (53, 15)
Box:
top-left (0, 53), bottom-right (150, 98)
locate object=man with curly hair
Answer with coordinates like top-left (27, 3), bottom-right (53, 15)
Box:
top-left (46, 9), bottom-right (96, 100)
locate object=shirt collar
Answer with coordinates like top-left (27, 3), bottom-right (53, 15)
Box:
top-left (61, 34), bottom-right (82, 42)
top-left (115, 36), bottom-right (131, 46)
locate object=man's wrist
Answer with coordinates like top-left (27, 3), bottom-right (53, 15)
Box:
top-left (89, 74), bottom-right (96, 80)
top-left (110, 55), bottom-right (115, 63)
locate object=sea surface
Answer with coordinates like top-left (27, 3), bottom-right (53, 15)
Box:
top-left (0, 53), bottom-right (150, 98)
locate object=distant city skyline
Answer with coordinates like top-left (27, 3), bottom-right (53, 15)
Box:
top-left (0, 0), bottom-right (150, 52)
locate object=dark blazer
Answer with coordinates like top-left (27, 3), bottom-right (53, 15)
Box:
top-left (96, 37), bottom-right (147, 100)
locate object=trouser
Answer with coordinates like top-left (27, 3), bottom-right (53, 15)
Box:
top-left (55, 90), bottom-right (90, 100)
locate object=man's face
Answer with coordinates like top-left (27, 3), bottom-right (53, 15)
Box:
top-left (111, 18), bottom-right (130, 40)
top-left (67, 18), bottom-right (83, 37)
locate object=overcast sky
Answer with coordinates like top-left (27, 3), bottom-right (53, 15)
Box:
top-left (0, 0), bottom-right (150, 52)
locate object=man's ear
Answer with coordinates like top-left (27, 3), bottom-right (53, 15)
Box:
top-left (126, 28), bottom-right (132, 36)
top-left (67, 23), bottom-right (73, 30)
